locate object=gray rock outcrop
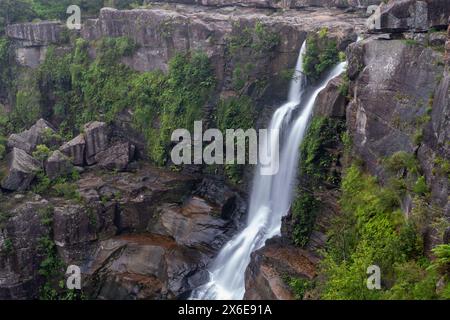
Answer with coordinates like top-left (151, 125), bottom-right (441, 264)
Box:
top-left (84, 121), bottom-right (109, 165)
top-left (7, 118), bottom-right (56, 154)
top-left (59, 134), bottom-right (86, 166)
top-left (95, 141), bottom-right (135, 171)
top-left (45, 150), bottom-right (73, 180)
top-left (1, 148), bottom-right (41, 191)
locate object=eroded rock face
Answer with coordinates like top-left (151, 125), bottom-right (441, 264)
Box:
top-left (45, 150), bottom-right (73, 180)
top-left (7, 118), bottom-right (57, 154)
top-left (313, 75), bottom-right (348, 118)
top-left (83, 122), bottom-right (109, 165)
top-left (346, 37), bottom-right (444, 178)
top-left (145, 0), bottom-right (381, 9)
top-left (59, 134), bottom-right (86, 166)
top-left (6, 22), bottom-right (65, 46)
top-left (368, 0), bottom-right (450, 33)
top-left (0, 163), bottom-right (245, 299)
top-left (244, 239), bottom-right (319, 300)
top-left (1, 148), bottom-right (41, 192)
top-left (6, 22), bottom-right (67, 68)
top-left (95, 142), bottom-right (135, 171)
top-left (85, 234), bottom-right (208, 299)
top-left (0, 197), bottom-right (50, 299)
top-left (80, 6), bottom-right (361, 102)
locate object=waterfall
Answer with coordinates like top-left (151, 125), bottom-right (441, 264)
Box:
top-left (191, 41), bottom-right (347, 300)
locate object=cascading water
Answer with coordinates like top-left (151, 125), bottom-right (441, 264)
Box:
top-left (191, 40), bottom-right (347, 300)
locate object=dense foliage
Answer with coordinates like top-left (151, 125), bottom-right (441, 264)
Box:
top-left (36, 36), bottom-right (215, 165)
top-left (291, 116), bottom-right (345, 247)
top-left (215, 96), bottom-right (256, 183)
top-left (318, 164), bottom-right (449, 299)
top-left (303, 28), bottom-right (339, 80)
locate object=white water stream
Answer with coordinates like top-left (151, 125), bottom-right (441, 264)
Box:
top-left (191, 41), bottom-right (347, 300)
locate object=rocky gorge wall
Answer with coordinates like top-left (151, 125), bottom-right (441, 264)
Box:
top-left (1, 0), bottom-right (449, 300)
top-left (245, 0), bottom-right (450, 300)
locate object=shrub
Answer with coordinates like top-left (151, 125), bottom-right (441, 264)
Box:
top-left (292, 192), bottom-right (320, 247)
top-left (286, 277), bottom-right (314, 300)
top-left (52, 182), bottom-right (81, 201)
top-left (215, 96), bottom-right (255, 184)
top-left (300, 117), bottom-right (345, 186)
top-left (303, 32), bottom-right (339, 80)
top-left (319, 164), bottom-right (447, 299)
top-left (32, 144), bottom-right (51, 163)
top-left (413, 176), bottom-right (429, 196)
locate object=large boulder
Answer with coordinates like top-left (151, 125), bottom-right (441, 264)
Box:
top-left (149, 197), bottom-right (236, 254)
top-left (84, 122), bottom-right (109, 165)
top-left (84, 234), bottom-right (208, 299)
top-left (368, 0), bottom-right (450, 33)
top-left (94, 141), bottom-right (135, 171)
top-left (244, 239), bottom-right (319, 300)
top-left (7, 119), bottom-right (56, 153)
top-left (44, 150), bottom-right (73, 180)
top-left (59, 134), bottom-right (86, 166)
top-left (1, 148), bottom-right (41, 191)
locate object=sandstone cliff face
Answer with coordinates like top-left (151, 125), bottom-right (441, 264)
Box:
top-left (80, 6), bottom-right (361, 102)
top-left (6, 21), bottom-right (67, 69)
top-left (144, 0), bottom-right (382, 9)
top-left (346, 37), bottom-right (448, 215)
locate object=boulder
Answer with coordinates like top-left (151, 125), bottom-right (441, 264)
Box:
top-left (95, 141), bottom-right (135, 171)
top-left (244, 239), bottom-right (319, 300)
top-left (59, 134), bottom-right (85, 166)
top-left (84, 121), bottom-right (109, 165)
top-left (44, 150), bottom-right (73, 180)
top-left (149, 197), bottom-right (235, 254)
top-left (368, 0), bottom-right (450, 33)
top-left (1, 148), bottom-right (41, 191)
top-left (84, 234), bottom-right (208, 299)
top-left (7, 118), bottom-right (56, 153)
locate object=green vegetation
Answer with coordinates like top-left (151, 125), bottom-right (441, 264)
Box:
top-left (34, 34), bottom-right (215, 165)
top-left (291, 193), bottom-right (320, 247)
top-left (300, 117), bottom-right (345, 186)
top-left (215, 96), bottom-right (255, 184)
top-left (228, 21), bottom-right (280, 56)
top-left (32, 144), bottom-right (51, 163)
top-left (133, 51), bottom-right (215, 165)
top-left (285, 276), bottom-right (315, 300)
top-left (290, 116), bottom-right (346, 248)
top-left (318, 164), bottom-right (448, 299)
top-left (303, 29), bottom-right (339, 80)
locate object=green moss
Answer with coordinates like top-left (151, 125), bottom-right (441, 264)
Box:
top-left (300, 117), bottom-right (345, 187)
